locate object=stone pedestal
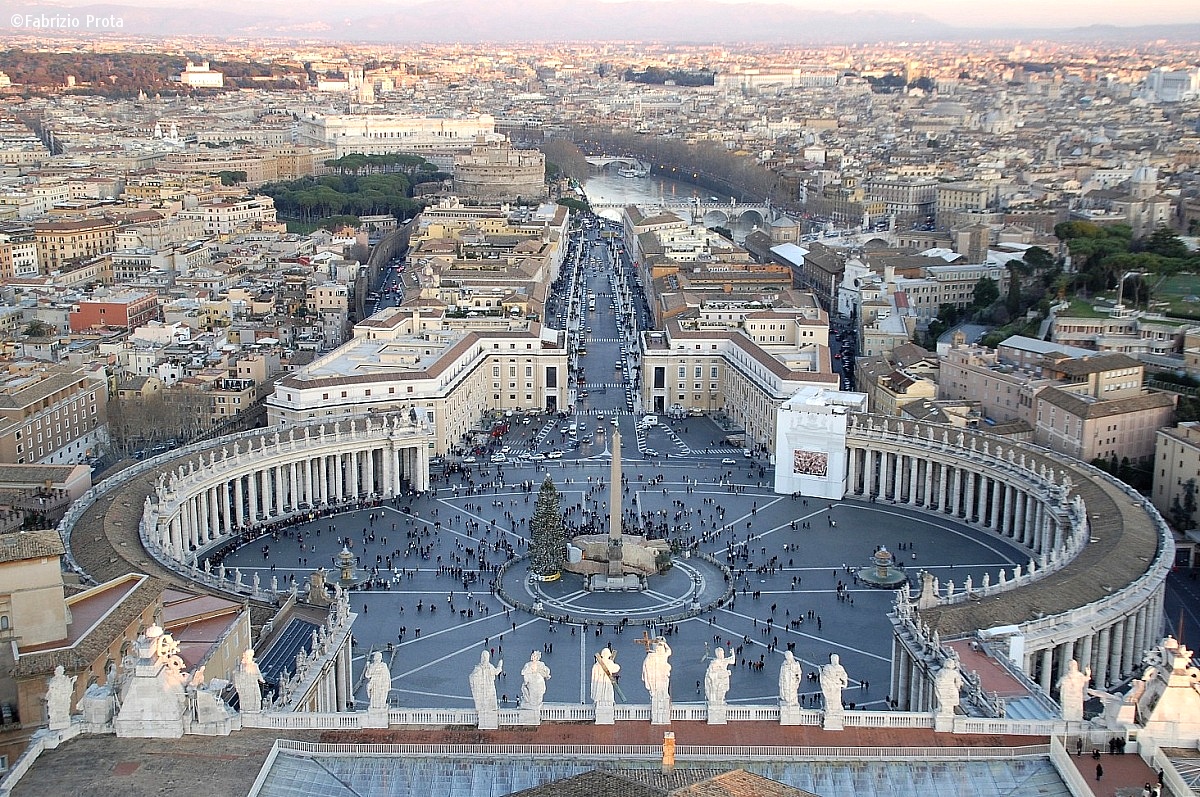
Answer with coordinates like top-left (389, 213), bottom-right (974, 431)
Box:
top-left (822, 707), bottom-right (845, 731)
top-left (650, 698), bottom-right (671, 726)
top-left (363, 708), bottom-right (389, 729)
top-left (595, 702), bottom-right (615, 725)
top-left (192, 690), bottom-right (240, 736)
top-left (934, 711), bottom-right (955, 733)
top-left (779, 704), bottom-right (804, 726)
top-left (707, 703), bottom-right (727, 725)
top-left (78, 685), bottom-right (116, 733)
top-left (477, 708), bottom-right (499, 730)
top-left (518, 707), bottom-right (541, 726)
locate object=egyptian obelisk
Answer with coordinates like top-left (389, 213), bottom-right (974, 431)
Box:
top-left (607, 425), bottom-right (623, 577)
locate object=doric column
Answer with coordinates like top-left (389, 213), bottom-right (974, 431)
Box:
top-left (257, 468), bottom-right (270, 519)
top-left (234, 476), bottom-right (245, 528)
top-left (365, 448), bottom-right (376, 498)
top-left (274, 465), bottom-right (285, 514)
top-left (1095, 626), bottom-right (1112, 687)
top-left (922, 458), bottom-right (933, 507)
top-left (319, 454), bottom-right (329, 505)
top-left (949, 467), bottom-right (961, 516)
top-left (170, 515), bottom-right (183, 559)
top-left (907, 456), bottom-right (918, 504)
top-left (349, 450), bottom-right (360, 499)
top-left (847, 446), bottom-right (858, 495)
top-left (989, 480), bottom-right (1002, 529)
top-left (879, 451), bottom-right (891, 500)
top-left (1022, 492), bottom-right (1035, 548)
top-left (1109, 620), bottom-right (1126, 682)
top-left (289, 461), bottom-right (298, 509)
top-left (1005, 484), bottom-right (1017, 537)
top-left (1121, 616), bottom-right (1138, 678)
top-left (1038, 647), bottom-right (1053, 692)
top-left (1079, 633), bottom-right (1094, 680)
top-left (208, 486), bottom-right (220, 542)
top-left (964, 471), bottom-right (976, 520)
top-left (218, 482), bottom-right (231, 536)
top-left (383, 442), bottom-right (395, 497)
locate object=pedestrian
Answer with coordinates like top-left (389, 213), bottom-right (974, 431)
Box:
top-left (1096, 763), bottom-right (1103, 781)
top-left (1075, 738), bottom-right (1083, 756)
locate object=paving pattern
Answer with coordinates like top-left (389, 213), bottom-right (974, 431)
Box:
top-left (217, 453), bottom-right (1031, 712)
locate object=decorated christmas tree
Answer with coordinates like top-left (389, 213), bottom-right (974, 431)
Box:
top-left (530, 474), bottom-right (565, 581)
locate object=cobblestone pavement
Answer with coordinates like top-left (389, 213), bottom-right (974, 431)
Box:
top-left (218, 452), bottom-right (1028, 712)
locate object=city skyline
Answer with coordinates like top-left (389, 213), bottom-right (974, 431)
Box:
top-left (7, 0), bottom-right (1200, 41)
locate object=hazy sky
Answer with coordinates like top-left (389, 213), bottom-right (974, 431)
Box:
top-left (40, 0), bottom-right (1200, 29)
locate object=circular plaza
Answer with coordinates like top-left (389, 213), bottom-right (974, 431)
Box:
top-left (58, 410), bottom-right (1172, 717)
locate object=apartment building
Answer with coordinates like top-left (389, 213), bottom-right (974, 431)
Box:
top-left (175, 196), bottom-right (278, 237)
top-left (0, 225), bottom-right (38, 280)
top-left (1153, 422), bottom-right (1200, 531)
top-left (68, 291), bottom-right (162, 333)
top-left (0, 362), bottom-right (109, 465)
top-left (32, 219), bottom-right (118, 272)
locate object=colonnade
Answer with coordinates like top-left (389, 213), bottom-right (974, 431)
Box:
top-left (846, 415), bottom-right (1172, 703)
top-left (143, 418), bottom-right (432, 566)
top-left (845, 441), bottom-right (1070, 562)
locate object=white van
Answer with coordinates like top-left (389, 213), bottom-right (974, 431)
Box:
top-left (641, 415), bottom-right (658, 427)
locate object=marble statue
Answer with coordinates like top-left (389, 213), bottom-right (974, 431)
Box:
top-left (934, 658), bottom-right (963, 717)
top-left (820, 653), bottom-right (849, 711)
top-left (46, 665), bottom-right (77, 730)
top-left (469, 650), bottom-right (503, 715)
top-left (778, 651), bottom-right (803, 706)
top-left (519, 651), bottom-right (551, 711)
top-left (591, 648), bottom-right (620, 706)
top-left (642, 638), bottom-right (672, 724)
top-left (364, 651), bottom-right (391, 711)
top-left (234, 649), bottom-right (265, 714)
top-left (1058, 659), bottom-right (1091, 722)
top-left (704, 647), bottom-right (733, 706)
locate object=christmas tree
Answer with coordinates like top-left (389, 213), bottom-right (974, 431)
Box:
top-left (530, 474), bottom-right (565, 581)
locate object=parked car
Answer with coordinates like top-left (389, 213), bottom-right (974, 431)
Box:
top-left (721, 458), bottom-right (737, 465)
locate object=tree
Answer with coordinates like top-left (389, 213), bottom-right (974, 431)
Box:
top-left (529, 475), bottom-right (566, 581)
top-left (22, 320), bottom-right (50, 337)
top-left (1022, 246), bottom-right (1055, 272)
top-left (1171, 478), bottom-right (1199, 531)
top-left (1140, 226), bottom-right (1189, 260)
top-left (972, 276), bottom-right (999, 309)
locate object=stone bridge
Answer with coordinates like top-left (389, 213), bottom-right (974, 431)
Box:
top-left (590, 198), bottom-right (778, 228)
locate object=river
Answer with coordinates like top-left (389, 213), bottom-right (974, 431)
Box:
top-left (582, 172), bottom-right (758, 240)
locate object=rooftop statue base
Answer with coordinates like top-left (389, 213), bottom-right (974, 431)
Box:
top-left (518, 707), bottom-right (541, 726)
top-left (707, 703), bottom-right (727, 725)
top-left (779, 705), bottom-right (804, 726)
top-left (594, 702), bottom-right (615, 725)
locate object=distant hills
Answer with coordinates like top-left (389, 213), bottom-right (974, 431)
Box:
top-left (9, 0), bottom-right (1200, 44)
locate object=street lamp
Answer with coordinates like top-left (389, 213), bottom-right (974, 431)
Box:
top-left (1116, 270), bottom-right (1145, 310)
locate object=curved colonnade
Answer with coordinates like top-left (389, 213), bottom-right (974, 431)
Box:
top-left (134, 417), bottom-right (434, 598)
top-left (845, 415), bottom-right (1172, 704)
top-left (59, 412), bottom-right (1172, 714)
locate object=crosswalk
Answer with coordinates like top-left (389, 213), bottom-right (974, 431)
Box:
top-left (580, 382), bottom-right (627, 390)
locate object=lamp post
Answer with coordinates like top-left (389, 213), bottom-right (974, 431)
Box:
top-left (1116, 270), bottom-right (1144, 310)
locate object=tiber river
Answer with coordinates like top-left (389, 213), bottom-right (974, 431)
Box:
top-left (582, 172), bottom-right (760, 241)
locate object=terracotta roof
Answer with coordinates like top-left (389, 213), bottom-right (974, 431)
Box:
top-left (1050, 353), bottom-right (1140, 376)
top-left (0, 529), bottom-right (65, 564)
top-left (12, 576), bottom-right (164, 678)
top-left (1036, 387), bottom-right (1176, 420)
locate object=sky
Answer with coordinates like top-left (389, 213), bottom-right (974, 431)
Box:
top-left (34, 0), bottom-right (1200, 29)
